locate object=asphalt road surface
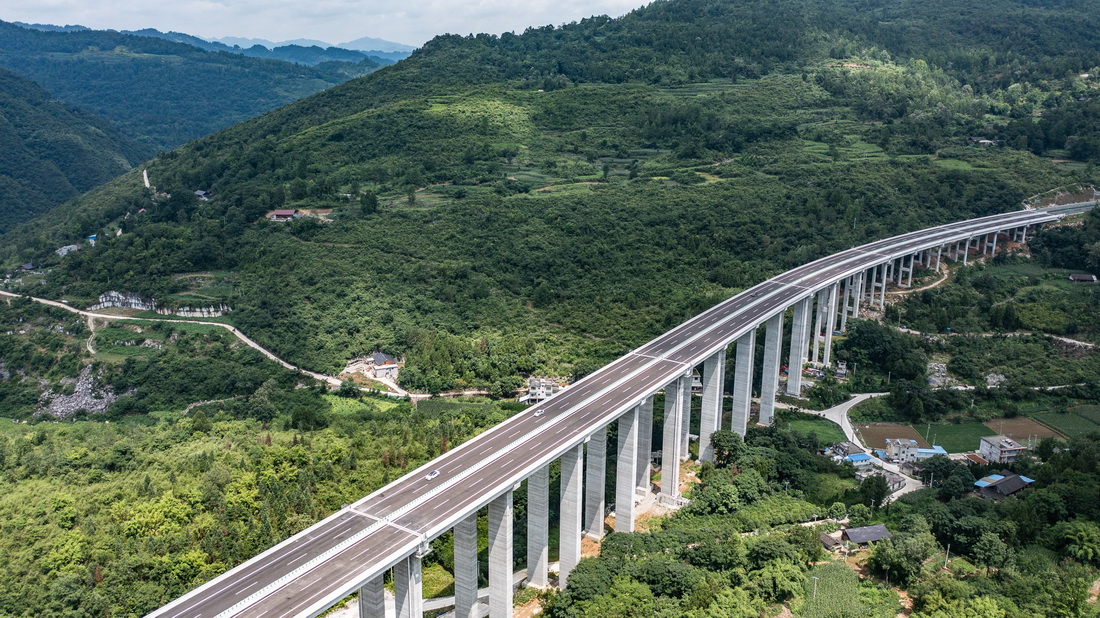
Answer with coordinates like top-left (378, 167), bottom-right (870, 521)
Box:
top-left (151, 203), bottom-right (1091, 618)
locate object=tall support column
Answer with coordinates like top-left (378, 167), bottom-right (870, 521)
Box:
top-left (699, 350), bottom-right (725, 462)
top-left (584, 427), bottom-right (607, 539)
top-left (849, 270), bottom-right (858, 316)
top-left (878, 263), bottom-right (888, 308)
top-left (936, 246), bottom-right (943, 271)
top-left (636, 396), bottom-right (653, 491)
top-left (811, 289), bottom-right (826, 364)
top-left (906, 255), bottom-right (914, 287)
top-left (839, 277), bottom-right (853, 331)
top-left (731, 330), bottom-right (755, 437)
top-left (823, 282), bottom-right (839, 368)
top-left (786, 297), bottom-right (812, 396)
top-left (455, 514), bottom-right (480, 617)
top-left (680, 372), bottom-right (692, 461)
top-left (526, 467), bottom-right (549, 588)
top-left (359, 575), bottom-right (385, 618)
top-left (488, 491), bottom-right (513, 616)
top-left (759, 313), bottom-right (784, 426)
top-left (559, 445), bottom-right (583, 586)
top-left (963, 237), bottom-right (971, 265)
top-left (661, 376), bottom-right (688, 497)
top-left (394, 555), bottom-right (423, 618)
top-left (991, 232), bottom-right (998, 256)
top-left (615, 406), bottom-right (638, 532)
top-left (925, 249), bottom-right (932, 268)
top-left (1020, 226), bottom-right (1028, 243)
top-left (894, 258), bottom-right (903, 284)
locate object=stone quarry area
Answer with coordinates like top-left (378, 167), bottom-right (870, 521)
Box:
top-left (39, 365), bottom-right (121, 419)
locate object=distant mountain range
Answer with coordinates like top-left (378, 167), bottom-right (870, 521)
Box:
top-left (0, 20), bottom-right (389, 150)
top-left (12, 22), bottom-right (416, 60)
top-left (212, 34), bottom-right (417, 53)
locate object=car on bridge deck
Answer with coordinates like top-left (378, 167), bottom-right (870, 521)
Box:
top-left (425, 470), bottom-right (440, 480)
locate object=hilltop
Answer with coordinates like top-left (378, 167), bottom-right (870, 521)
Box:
top-left (3, 0), bottom-right (1100, 392)
top-left (0, 20), bottom-right (384, 150)
top-left (0, 67), bottom-right (152, 232)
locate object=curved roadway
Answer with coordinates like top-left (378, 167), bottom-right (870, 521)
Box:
top-left (150, 203), bottom-right (1093, 618)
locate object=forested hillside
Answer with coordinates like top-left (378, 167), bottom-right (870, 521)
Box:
top-left (0, 21), bottom-right (382, 150)
top-left (4, 0), bottom-right (1100, 390)
top-left (0, 67), bottom-right (152, 233)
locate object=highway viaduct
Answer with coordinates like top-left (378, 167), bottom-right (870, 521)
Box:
top-left (149, 203), bottom-right (1093, 618)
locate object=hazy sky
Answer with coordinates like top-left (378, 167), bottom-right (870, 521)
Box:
top-left (0, 0), bottom-right (646, 47)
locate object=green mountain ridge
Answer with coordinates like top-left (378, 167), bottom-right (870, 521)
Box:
top-left (0, 66), bottom-right (153, 233)
top-left (4, 0), bottom-right (1100, 392)
top-left (0, 20), bottom-right (383, 150)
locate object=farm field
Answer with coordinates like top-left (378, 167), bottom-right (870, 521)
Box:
top-left (781, 412), bottom-right (847, 444)
top-left (912, 422), bottom-right (996, 453)
top-left (855, 423), bottom-right (928, 452)
top-left (1032, 407), bottom-right (1100, 437)
top-left (982, 416), bottom-right (1064, 442)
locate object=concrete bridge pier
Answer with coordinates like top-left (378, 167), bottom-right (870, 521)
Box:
top-left (877, 262), bottom-right (888, 308)
top-left (759, 313), bottom-right (783, 426)
top-left (559, 445), bottom-right (583, 586)
top-left (393, 555), bottom-right (423, 618)
top-left (849, 270), bottom-right (858, 316)
top-left (616, 406), bottom-right (639, 532)
top-left (730, 330), bottom-right (755, 437)
top-left (454, 513), bottom-right (480, 617)
top-left (488, 491), bottom-right (513, 617)
top-left (636, 396), bottom-right (653, 491)
top-left (526, 467), bottom-right (549, 589)
top-left (679, 369), bottom-right (692, 461)
top-left (660, 375), bottom-right (688, 497)
top-left (584, 428), bottom-right (607, 540)
top-left (699, 350), bottom-right (725, 462)
top-left (786, 297), bottom-right (812, 396)
top-left (358, 575), bottom-right (385, 618)
top-left (990, 231), bottom-right (998, 256)
top-left (822, 282), bottom-right (839, 368)
top-left (839, 276), bottom-right (853, 331)
top-left (811, 288), bottom-right (827, 364)
top-left (962, 237), bottom-right (972, 265)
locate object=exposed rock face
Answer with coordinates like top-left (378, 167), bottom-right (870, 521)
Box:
top-left (40, 365), bottom-right (119, 418)
top-left (88, 291), bottom-right (231, 317)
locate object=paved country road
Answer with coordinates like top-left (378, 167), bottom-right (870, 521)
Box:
top-left (0, 290), bottom-right (410, 396)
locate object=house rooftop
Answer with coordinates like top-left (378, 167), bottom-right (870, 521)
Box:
top-left (981, 435), bottom-right (1026, 449)
top-left (845, 453), bottom-right (872, 462)
top-left (886, 438), bottom-right (918, 446)
top-left (917, 446), bottom-right (948, 456)
top-left (843, 524), bottom-right (892, 545)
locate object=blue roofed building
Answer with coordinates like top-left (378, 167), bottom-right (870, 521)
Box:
top-left (844, 453), bottom-right (873, 469)
top-left (915, 445), bottom-right (948, 461)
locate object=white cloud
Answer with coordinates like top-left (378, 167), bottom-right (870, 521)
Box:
top-left (0, 0), bottom-right (647, 47)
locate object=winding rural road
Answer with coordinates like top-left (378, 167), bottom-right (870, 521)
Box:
top-left (0, 290), bottom-right (405, 394)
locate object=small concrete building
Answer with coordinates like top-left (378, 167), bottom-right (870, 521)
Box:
top-left (845, 453), bottom-right (874, 469)
top-left (522, 377), bottom-right (563, 403)
top-left (1068, 274), bottom-right (1098, 283)
top-left (55, 244), bottom-right (80, 257)
top-left (979, 435), bottom-right (1028, 464)
top-left (270, 209), bottom-right (298, 221)
top-left (368, 351), bottom-right (400, 380)
top-left (915, 445), bottom-right (948, 461)
top-left (885, 438), bottom-right (919, 463)
top-left (832, 441), bottom-right (864, 458)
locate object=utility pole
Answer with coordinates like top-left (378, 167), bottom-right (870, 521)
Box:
top-left (944, 543), bottom-right (951, 569)
top-left (813, 576), bottom-right (819, 598)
